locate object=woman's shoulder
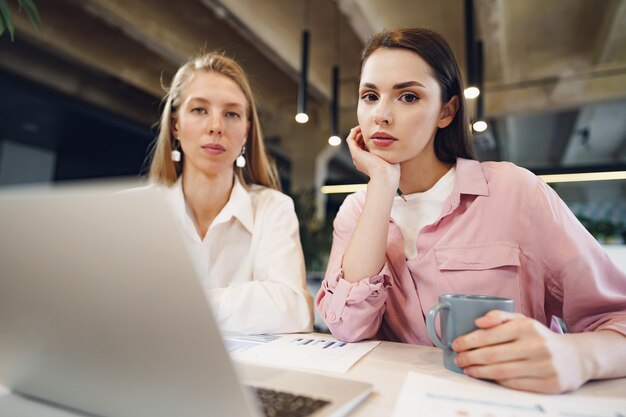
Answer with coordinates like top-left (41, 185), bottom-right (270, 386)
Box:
top-left (479, 160), bottom-right (541, 193)
top-left (247, 184), bottom-right (295, 210)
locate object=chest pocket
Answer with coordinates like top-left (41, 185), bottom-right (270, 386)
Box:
top-left (434, 242), bottom-right (522, 310)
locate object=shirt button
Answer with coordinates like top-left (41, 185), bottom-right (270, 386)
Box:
top-left (329, 313), bottom-right (337, 322)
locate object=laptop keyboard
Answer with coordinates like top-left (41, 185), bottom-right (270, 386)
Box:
top-left (252, 386), bottom-right (331, 417)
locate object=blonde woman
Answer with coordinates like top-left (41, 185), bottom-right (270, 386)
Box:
top-left (147, 52), bottom-right (312, 334)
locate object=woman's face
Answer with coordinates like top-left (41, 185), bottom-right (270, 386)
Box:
top-left (173, 71), bottom-right (249, 179)
top-left (357, 48), bottom-right (453, 165)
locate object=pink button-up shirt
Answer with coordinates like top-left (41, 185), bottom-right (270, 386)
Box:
top-left (316, 158), bottom-right (626, 344)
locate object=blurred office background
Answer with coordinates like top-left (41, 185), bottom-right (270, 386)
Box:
top-left (1, 0), bottom-right (626, 271)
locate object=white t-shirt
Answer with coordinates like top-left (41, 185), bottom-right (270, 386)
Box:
top-left (139, 176), bottom-right (313, 334)
top-left (390, 166), bottom-right (456, 259)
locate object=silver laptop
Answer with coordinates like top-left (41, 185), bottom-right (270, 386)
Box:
top-left (0, 182), bottom-right (372, 417)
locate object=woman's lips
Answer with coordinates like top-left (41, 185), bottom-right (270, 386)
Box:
top-left (371, 138), bottom-right (397, 147)
top-left (370, 132), bottom-right (398, 148)
top-left (201, 144), bottom-right (226, 155)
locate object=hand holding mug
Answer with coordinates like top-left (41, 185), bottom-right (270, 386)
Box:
top-left (426, 294), bottom-right (514, 373)
top-left (452, 310), bottom-right (591, 393)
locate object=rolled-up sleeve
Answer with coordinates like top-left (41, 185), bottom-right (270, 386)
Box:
top-left (529, 179), bottom-right (626, 337)
top-left (316, 193), bottom-right (392, 342)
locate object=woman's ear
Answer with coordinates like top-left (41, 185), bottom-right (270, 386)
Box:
top-left (171, 116), bottom-right (179, 139)
top-left (437, 95), bottom-right (459, 129)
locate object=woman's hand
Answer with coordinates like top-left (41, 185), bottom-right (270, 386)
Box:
top-left (340, 126), bottom-right (401, 283)
top-left (451, 311), bottom-right (591, 394)
top-left (346, 126), bottom-right (400, 188)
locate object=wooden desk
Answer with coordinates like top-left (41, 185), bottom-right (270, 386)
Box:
top-left (309, 338), bottom-right (626, 416)
top-left (2, 338), bottom-right (625, 416)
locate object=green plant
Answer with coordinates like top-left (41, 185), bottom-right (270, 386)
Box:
top-left (0, 0), bottom-right (41, 41)
top-left (292, 189), bottom-right (333, 273)
top-left (576, 214), bottom-right (625, 243)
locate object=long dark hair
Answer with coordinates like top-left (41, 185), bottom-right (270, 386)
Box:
top-left (361, 28), bottom-right (475, 163)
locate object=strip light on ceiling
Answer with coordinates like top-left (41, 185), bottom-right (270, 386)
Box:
top-left (538, 171), bottom-right (626, 183)
top-left (321, 172), bottom-right (626, 194)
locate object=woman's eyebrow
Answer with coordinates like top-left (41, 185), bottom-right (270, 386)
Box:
top-left (186, 97), bottom-right (245, 108)
top-left (393, 81), bottom-right (426, 89)
top-left (360, 82), bottom-right (378, 90)
top-left (186, 96), bottom-right (209, 105)
top-left (359, 81), bottom-right (426, 90)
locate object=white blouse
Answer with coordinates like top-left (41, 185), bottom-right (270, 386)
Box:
top-left (390, 166), bottom-right (456, 259)
top-left (155, 176), bottom-right (313, 334)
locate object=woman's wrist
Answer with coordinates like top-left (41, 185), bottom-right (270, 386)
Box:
top-left (368, 166), bottom-right (400, 190)
top-left (574, 330), bottom-right (626, 381)
top-left (367, 177), bottom-right (399, 202)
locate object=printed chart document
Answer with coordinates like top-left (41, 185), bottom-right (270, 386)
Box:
top-left (392, 372), bottom-right (626, 417)
top-left (223, 332), bottom-right (379, 373)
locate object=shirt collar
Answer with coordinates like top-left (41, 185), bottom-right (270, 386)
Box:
top-left (455, 157), bottom-right (489, 197)
top-left (169, 175), bottom-right (255, 235)
top-left (222, 176), bottom-right (254, 233)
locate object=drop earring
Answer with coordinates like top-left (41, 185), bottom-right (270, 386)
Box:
top-left (171, 138), bottom-right (181, 162)
top-left (236, 145), bottom-right (246, 168)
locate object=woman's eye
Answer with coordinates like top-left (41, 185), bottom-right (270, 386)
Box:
top-left (191, 108), bottom-right (206, 114)
top-left (360, 92), bottom-right (378, 102)
top-left (400, 93), bottom-right (419, 103)
top-left (225, 112), bottom-right (241, 119)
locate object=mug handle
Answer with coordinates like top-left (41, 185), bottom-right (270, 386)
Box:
top-left (426, 302), bottom-right (450, 349)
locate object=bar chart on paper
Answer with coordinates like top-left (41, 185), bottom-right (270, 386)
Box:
top-left (224, 333), bottom-right (379, 373)
top-left (290, 337), bottom-right (348, 349)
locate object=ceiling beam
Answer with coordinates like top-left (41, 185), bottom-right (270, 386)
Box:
top-left (76, 0), bottom-right (305, 113)
top-left (475, 0), bottom-right (507, 84)
top-left (591, 0), bottom-right (626, 65)
top-left (485, 68), bottom-right (626, 117)
top-left (10, 0), bottom-right (170, 97)
top-left (0, 37), bottom-right (157, 125)
top-left (207, 0), bottom-right (364, 107)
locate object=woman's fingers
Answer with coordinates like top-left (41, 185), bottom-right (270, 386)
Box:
top-left (474, 310), bottom-right (524, 329)
top-left (454, 340), bottom-right (533, 367)
top-left (453, 321), bottom-right (519, 352)
top-left (463, 358), bottom-right (554, 381)
top-left (451, 315), bottom-right (588, 394)
top-left (452, 312), bottom-right (535, 352)
top-left (345, 126), bottom-right (359, 148)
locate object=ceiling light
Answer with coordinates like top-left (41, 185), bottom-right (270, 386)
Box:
top-left (464, 86), bottom-right (480, 99)
top-left (295, 113), bottom-right (309, 124)
top-left (472, 120), bottom-right (487, 132)
top-left (328, 136), bottom-right (341, 146)
top-left (328, 5), bottom-right (341, 149)
top-left (296, 1), bottom-right (310, 126)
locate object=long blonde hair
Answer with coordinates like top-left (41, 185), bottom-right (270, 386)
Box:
top-left (148, 52), bottom-right (281, 190)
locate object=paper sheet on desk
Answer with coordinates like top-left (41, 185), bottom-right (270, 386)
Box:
top-left (224, 333), bottom-right (379, 373)
top-left (392, 372), bottom-right (626, 417)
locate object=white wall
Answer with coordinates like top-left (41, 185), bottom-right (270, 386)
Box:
top-left (603, 245), bottom-right (626, 273)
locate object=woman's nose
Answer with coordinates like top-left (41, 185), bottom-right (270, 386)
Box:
top-left (373, 105), bottom-right (392, 126)
top-left (207, 113), bottom-right (223, 136)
